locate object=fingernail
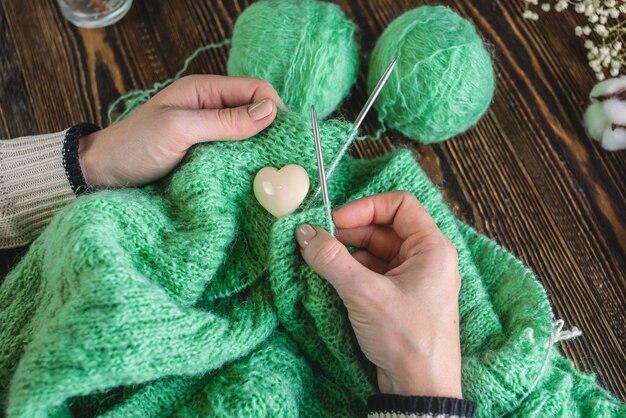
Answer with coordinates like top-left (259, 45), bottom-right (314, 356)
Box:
top-left (248, 98), bottom-right (273, 120)
top-left (295, 224), bottom-right (317, 248)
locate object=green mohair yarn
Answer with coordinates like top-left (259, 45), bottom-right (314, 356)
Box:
top-left (0, 8), bottom-right (622, 414)
top-left (368, 6), bottom-right (496, 143)
top-left (227, 0), bottom-right (359, 119)
top-left (0, 110), bottom-right (623, 417)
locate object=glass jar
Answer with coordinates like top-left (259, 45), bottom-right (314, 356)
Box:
top-left (57, 0), bottom-right (133, 28)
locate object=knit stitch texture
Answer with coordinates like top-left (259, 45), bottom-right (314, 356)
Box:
top-left (227, 0), bottom-right (359, 119)
top-left (0, 111), bottom-right (623, 417)
top-left (368, 6), bottom-right (495, 144)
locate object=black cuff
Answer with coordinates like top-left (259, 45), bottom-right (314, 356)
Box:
top-left (368, 394), bottom-right (476, 417)
top-left (62, 123), bottom-right (100, 196)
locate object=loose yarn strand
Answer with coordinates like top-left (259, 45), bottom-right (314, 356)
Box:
top-left (103, 36), bottom-right (371, 234)
top-left (104, 37), bottom-right (339, 234)
top-left (309, 55), bottom-right (397, 204)
top-left (326, 129), bottom-right (357, 184)
top-left (504, 319), bottom-right (582, 417)
top-left (323, 122), bottom-right (387, 185)
top-left (306, 128), bottom-right (355, 208)
top-left (103, 35), bottom-right (371, 234)
top-left (324, 204), bottom-right (335, 235)
top-left (106, 39), bottom-right (232, 125)
top-left (301, 127), bottom-right (355, 220)
top-left (308, 118), bottom-right (387, 205)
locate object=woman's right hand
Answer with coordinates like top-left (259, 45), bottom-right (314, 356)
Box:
top-left (295, 191), bottom-right (463, 398)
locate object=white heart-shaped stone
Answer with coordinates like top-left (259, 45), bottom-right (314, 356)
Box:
top-left (253, 165), bottom-right (310, 218)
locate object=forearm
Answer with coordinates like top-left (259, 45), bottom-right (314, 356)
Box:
top-left (0, 124), bottom-right (97, 248)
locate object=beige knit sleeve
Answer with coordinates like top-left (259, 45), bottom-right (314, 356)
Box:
top-left (0, 131), bottom-right (76, 248)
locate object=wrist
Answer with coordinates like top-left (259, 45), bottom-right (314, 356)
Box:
top-left (64, 123), bottom-right (100, 195)
top-left (78, 129), bottom-right (102, 189)
top-left (378, 334), bottom-right (463, 398)
top-left (379, 365), bottom-right (463, 398)
top-left (377, 302), bottom-right (463, 398)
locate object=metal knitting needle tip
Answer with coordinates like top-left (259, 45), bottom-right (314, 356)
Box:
top-left (352, 56), bottom-right (397, 133)
top-left (311, 105), bottom-right (330, 209)
top-left (307, 57), bottom-right (397, 206)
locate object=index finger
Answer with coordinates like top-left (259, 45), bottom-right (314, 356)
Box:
top-left (157, 75), bottom-right (286, 110)
top-left (201, 75), bottom-right (286, 109)
top-left (332, 191), bottom-right (439, 240)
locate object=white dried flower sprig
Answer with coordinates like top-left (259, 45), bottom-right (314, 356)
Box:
top-left (522, 0), bottom-right (625, 80)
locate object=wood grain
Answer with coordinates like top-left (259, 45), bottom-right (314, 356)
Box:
top-left (0, 0), bottom-right (624, 402)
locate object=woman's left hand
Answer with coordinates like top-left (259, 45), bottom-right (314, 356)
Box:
top-left (79, 74), bottom-right (283, 188)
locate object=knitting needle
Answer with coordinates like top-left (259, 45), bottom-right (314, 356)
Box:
top-left (352, 56), bottom-right (397, 134)
top-left (311, 105), bottom-right (330, 210)
top-left (310, 56), bottom-right (397, 202)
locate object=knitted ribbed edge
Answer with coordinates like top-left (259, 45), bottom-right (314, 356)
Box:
top-left (62, 123), bottom-right (99, 195)
top-left (0, 130), bottom-right (75, 248)
top-left (367, 395), bottom-right (476, 418)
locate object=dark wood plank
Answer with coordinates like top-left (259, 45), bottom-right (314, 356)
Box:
top-left (0, 3), bottom-right (37, 138)
top-left (0, 0), bottom-right (624, 402)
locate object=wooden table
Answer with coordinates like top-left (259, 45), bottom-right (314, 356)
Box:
top-left (1, 0), bottom-right (624, 403)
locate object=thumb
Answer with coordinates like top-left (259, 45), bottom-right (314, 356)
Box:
top-left (296, 224), bottom-right (375, 299)
top-left (187, 98), bottom-right (277, 143)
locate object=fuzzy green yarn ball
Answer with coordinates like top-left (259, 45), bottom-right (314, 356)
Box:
top-left (368, 6), bottom-right (496, 143)
top-left (227, 0), bottom-right (359, 119)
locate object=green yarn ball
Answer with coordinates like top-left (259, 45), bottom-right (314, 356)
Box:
top-left (368, 6), bottom-right (496, 144)
top-left (227, 0), bottom-right (359, 119)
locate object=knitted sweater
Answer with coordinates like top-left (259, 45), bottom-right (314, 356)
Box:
top-left (0, 122), bottom-right (475, 418)
top-left (0, 112), bottom-right (623, 417)
top-left (0, 124), bottom-right (97, 248)
top-left (0, 130), bottom-right (75, 248)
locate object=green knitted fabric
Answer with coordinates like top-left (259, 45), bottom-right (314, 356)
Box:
top-left (0, 111), bottom-right (623, 417)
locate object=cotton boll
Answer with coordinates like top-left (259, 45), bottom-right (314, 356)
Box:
top-left (601, 126), bottom-right (626, 151)
top-left (589, 75), bottom-right (626, 98)
top-left (602, 99), bottom-right (626, 125)
top-left (584, 102), bottom-right (611, 141)
top-left (584, 76), bottom-right (626, 151)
